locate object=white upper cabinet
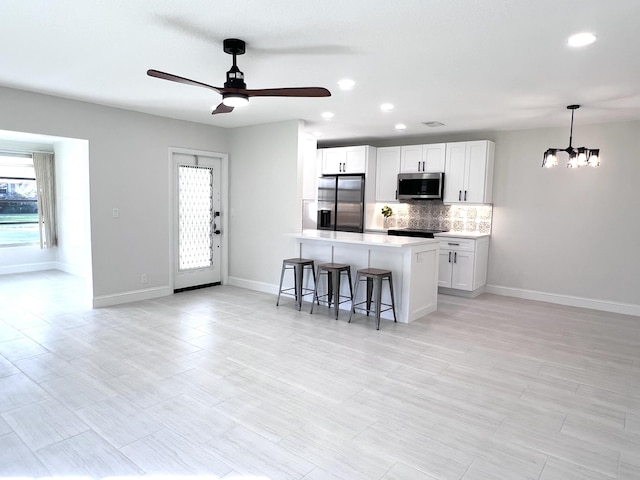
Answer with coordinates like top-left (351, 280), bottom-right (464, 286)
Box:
top-left (444, 140), bottom-right (494, 204)
top-left (400, 143), bottom-right (446, 173)
top-left (321, 146), bottom-right (368, 174)
top-left (375, 146), bottom-right (401, 202)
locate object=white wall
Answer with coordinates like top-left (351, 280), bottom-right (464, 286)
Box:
top-left (227, 120), bottom-right (303, 292)
top-left (0, 86), bottom-right (229, 304)
top-left (488, 121), bottom-right (640, 313)
top-left (54, 138), bottom-right (92, 279)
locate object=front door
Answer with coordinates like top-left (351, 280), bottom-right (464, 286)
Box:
top-left (173, 152), bottom-right (222, 291)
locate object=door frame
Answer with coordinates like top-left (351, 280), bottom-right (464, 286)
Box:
top-left (168, 147), bottom-right (229, 290)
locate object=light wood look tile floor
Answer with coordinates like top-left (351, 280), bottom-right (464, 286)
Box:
top-left (1, 270), bottom-right (639, 479)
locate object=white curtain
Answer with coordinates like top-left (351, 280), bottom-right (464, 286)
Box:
top-left (32, 152), bottom-right (58, 248)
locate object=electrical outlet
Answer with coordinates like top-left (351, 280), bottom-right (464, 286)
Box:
top-left (141, 274), bottom-right (148, 284)
top-left (112, 208), bottom-right (119, 218)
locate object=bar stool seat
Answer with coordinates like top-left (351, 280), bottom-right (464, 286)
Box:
top-left (310, 263), bottom-right (353, 319)
top-left (276, 258), bottom-right (316, 311)
top-left (349, 268), bottom-right (397, 330)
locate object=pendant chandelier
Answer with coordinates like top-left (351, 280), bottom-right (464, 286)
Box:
top-left (542, 105), bottom-right (600, 168)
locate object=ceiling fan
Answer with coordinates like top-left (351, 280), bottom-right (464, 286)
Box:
top-left (147, 38), bottom-right (331, 115)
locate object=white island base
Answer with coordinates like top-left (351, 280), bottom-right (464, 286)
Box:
top-left (294, 230), bottom-right (440, 324)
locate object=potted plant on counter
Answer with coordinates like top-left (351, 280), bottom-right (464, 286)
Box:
top-left (381, 205), bottom-right (394, 229)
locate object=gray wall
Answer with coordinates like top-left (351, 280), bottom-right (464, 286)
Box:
top-left (227, 120), bottom-right (302, 291)
top-left (0, 86), bottom-right (229, 300)
top-left (489, 121), bottom-right (640, 310)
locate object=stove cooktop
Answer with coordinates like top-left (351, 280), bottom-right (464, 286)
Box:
top-left (387, 228), bottom-right (449, 238)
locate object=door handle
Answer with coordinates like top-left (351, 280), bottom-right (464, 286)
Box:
top-left (448, 251), bottom-right (452, 263)
top-left (454, 252), bottom-right (457, 263)
top-left (458, 190), bottom-right (462, 201)
top-left (422, 161), bottom-right (425, 171)
top-left (464, 190), bottom-right (467, 201)
top-left (417, 161), bottom-right (421, 172)
top-left (214, 230), bottom-right (221, 235)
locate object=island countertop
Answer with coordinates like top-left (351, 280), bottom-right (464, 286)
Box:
top-left (294, 229), bottom-right (440, 323)
top-left (296, 229), bottom-right (438, 248)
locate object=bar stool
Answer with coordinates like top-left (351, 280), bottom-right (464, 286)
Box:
top-left (276, 258), bottom-right (316, 311)
top-left (349, 268), bottom-right (397, 330)
top-left (310, 263), bottom-right (353, 320)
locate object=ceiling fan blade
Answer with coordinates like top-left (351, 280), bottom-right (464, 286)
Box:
top-left (243, 87), bottom-right (331, 98)
top-left (212, 103), bottom-right (234, 115)
top-left (147, 69), bottom-right (222, 94)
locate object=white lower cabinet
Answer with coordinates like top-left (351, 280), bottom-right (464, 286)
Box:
top-left (437, 236), bottom-right (489, 296)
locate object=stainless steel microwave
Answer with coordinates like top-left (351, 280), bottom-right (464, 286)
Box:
top-left (397, 172), bottom-right (444, 200)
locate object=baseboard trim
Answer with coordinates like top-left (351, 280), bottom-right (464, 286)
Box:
top-left (0, 261), bottom-right (58, 275)
top-left (485, 284), bottom-right (640, 317)
top-left (439, 286), bottom-right (486, 298)
top-left (227, 276), bottom-right (279, 295)
top-left (93, 286), bottom-right (172, 308)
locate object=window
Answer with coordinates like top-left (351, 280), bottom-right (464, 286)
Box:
top-left (0, 154), bottom-right (39, 246)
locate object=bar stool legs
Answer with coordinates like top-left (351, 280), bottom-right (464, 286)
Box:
top-left (349, 268), bottom-right (397, 330)
top-left (276, 258), bottom-right (316, 311)
top-left (310, 263), bottom-right (353, 319)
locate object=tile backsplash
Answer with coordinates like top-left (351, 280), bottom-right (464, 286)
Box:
top-left (377, 201), bottom-right (493, 234)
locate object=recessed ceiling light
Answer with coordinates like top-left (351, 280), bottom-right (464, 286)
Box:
top-left (568, 32), bottom-right (597, 47)
top-left (337, 79), bottom-right (355, 90)
top-left (394, 123), bottom-right (407, 131)
top-left (321, 112), bottom-right (334, 119)
top-left (380, 103), bottom-right (394, 112)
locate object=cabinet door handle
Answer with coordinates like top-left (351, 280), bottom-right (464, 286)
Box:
top-left (422, 161), bottom-right (425, 171)
top-left (448, 242), bottom-right (459, 246)
top-left (464, 190), bottom-right (467, 201)
top-left (454, 252), bottom-right (457, 263)
top-left (417, 161), bottom-right (421, 172)
top-left (448, 251), bottom-right (452, 263)
top-left (458, 190), bottom-right (462, 201)
top-left (395, 189), bottom-right (398, 200)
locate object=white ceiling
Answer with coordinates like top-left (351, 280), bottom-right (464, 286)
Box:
top-left (2, 0), bottom-right (640, 144)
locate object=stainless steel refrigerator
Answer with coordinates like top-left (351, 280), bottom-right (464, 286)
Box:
top-left (316, 174), bottom-right (365, 232)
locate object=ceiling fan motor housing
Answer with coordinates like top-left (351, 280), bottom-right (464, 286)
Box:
top-left (225, 65), bottom-right (246, 89)
top-left (223, 38), bottom-right (247, 89)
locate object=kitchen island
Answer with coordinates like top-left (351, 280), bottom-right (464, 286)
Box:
top-left (294, 230), bottom-right (440, 323)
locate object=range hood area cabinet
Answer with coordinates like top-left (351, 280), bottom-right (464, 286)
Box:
top-left (320, 145), bottom-right (374, 174)
top-left (443, 141), bottom-right (495, 204)
top-left (400, 143), bottom-right (446, 173)
top-left (375, 144), bottom-right (447, 202)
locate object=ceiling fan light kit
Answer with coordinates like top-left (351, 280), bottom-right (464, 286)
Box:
top-left (542, 105), bottom-right (600, 169)
top-left (147, 38), bottom-right (331, 115)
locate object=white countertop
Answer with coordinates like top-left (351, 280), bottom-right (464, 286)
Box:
top-left (434, 231), bottom-right (491, 239)
top-left (296, 229), bottom-right (438, 248)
